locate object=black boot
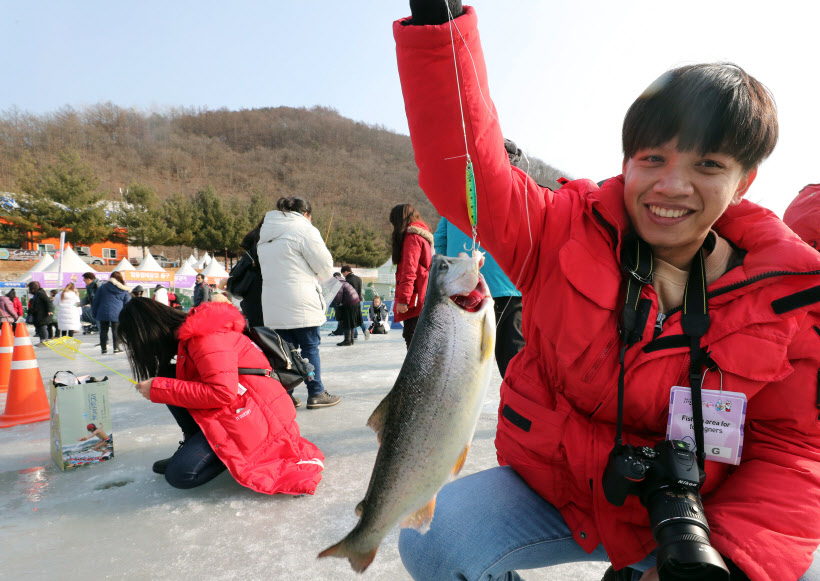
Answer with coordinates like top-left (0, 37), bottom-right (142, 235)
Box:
top-left (337, 331), bottom-right (354, 346)
top-left (601, 566), bottom-right (635, 581)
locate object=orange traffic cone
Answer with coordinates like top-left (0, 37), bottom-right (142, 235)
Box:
top-left (0, 323), bottom-right (50, 428)
top-left (0, 321), bottom-right (12, 393)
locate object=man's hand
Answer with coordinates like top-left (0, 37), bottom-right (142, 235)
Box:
top-left (409, 0), bottom-right (463, 25)
top-left (136, 378), bottom-right (153, 400)
top-left (396, 303), bottom-right (409, 314)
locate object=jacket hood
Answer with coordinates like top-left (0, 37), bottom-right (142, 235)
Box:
top-left (106, 278), bottom-right (131, 292)
top-left (177, 301), bottom-right (246, 341)
top-left (259, 211), bottom-right (312, 244)
top-left (407, 223), bottom-right (434, 245)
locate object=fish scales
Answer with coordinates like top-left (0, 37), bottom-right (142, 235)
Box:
top-left (319, 253), bottom-right (495, 572)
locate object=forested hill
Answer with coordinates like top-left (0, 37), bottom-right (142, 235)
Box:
top-left (0, 104), bottom-right (568, 266)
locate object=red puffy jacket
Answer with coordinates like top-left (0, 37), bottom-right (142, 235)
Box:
top-left (395, 8), bottom-right (820, 580)
top-left (393, 221), bottom-right (433, 323)
top-left (148, 302), bottom-right (324, 495)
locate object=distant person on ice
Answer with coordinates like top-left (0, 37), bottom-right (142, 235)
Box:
top-left (341, 265), bottom-right (369, 341)
top-left (257, 196), bottom-right (340, 410)
top-left (118, 298), bottom-right (325, 494)
top-left (389, 203), bottom-right (433, 349)
top-left (91, 271), bottom-right (130, 354)
top-left (53, 282), bottom-right (82, 338)
top-left (368, 294), bottom-right (390, 335)
top-left (193, 274), bottom-right (213, 307)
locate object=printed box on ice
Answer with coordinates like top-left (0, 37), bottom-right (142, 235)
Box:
top-left (49, 373), bottom-right (114, 470)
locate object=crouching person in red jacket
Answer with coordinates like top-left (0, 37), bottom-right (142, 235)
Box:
top-left (118, 298), bottom-right (325, 494)
top-left (394, 2), bottom-right (820, 581)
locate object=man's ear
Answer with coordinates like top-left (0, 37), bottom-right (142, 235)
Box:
top-left (731, 168), bottom-right (758, 205)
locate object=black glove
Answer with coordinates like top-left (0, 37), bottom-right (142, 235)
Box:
top-left (408, 0), bottom-right (463, 25)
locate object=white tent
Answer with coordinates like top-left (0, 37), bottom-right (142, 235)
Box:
top-left (175, 262), bottom-right (198, 276)
top-left (112, 257), bottom-right (135, 272)
top-left (185, 255), bottom-right (198, 266)
top-left (135, 252), bottom-right (167, 272)
top-left (17, 253), bottom-right (55, 282)
top-left (193, 252), bottom-right (211, 270)
top-left (42, 245), bottom-right (94, 274)
top-left (200, 258), bottom-right (229, 278)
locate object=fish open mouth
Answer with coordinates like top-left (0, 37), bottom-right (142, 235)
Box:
top-left (449, 276), bottom-right (489, 313)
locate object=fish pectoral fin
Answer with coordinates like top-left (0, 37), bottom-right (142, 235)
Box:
top-left (355, 500), bottom-right (364, 517)
top-left (400, 497), bottom-right (436, 534)
top-left (452, 444), bottom-right (470, 477)
top-left (366, 393), bottom-right (393, 445)
top-left (318, 540), bottom-right (379, 573)
top-left (480, 309), bottom-right (496, 364)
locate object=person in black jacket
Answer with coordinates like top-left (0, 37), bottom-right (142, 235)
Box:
top-left (340, 265), bottom-right (368, 341)
top-left (91, 271), bottom-right (131, 354)
top-left (27, 281), bottom-right (54, 346)
top-left (330, 272), bottom-right (361, 346)
top-left (368, 294), bottom-right (390, 335)
top-left (80, 272), bottom-right (99, 331)
top-left (237, 219), bottom-right (264, 327)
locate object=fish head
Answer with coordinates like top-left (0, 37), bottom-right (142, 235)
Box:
top-left (431, 251), bottom-right (490, 313)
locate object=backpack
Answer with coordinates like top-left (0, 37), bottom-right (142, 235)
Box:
top-left (227, 251), bottom-right (261, 299)
top-left (241, 326), bottom-right (315, 389)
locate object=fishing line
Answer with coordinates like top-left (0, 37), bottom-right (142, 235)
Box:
top-left (443, 5), bottom-right (536, 291)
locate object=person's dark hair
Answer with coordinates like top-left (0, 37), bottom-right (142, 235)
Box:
top-left (83, 272), bottom-right (96, 281)
top-left (27, 281), bottom-right (41, 294)
top-left (390, 203), bottom-right (425, 265)
top-left (117, 298), bottom-right (187, 381)
top-left (276, 197), bottom-right (312, 216)
top-left (6, 289), bottom-right (16, 300)
top-left (240, 218), bottom-right (265, 251)
top-left (340, 265), bottom-right (352, 274)
top-left (109, 271), bottom-right (125, 285)
top-left (622, 63), bottom-right (778, 171)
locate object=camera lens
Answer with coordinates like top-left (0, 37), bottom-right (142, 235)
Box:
top-left (647, 489), bottom-right (729, 581)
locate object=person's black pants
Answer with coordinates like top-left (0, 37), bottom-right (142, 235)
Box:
top-left (60, 330), bottom-right (75, 338)
top-left (99, 321), bottom-right (120, 352)
top-left (401, 316), bottom-right (420, 350)
top-left (493, 296), bottom-right (525, 379)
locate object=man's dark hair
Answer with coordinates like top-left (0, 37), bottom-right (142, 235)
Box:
top-left (622, 63), bottom-right (778, 171)
top-left (341, 265), bottom-right (352, 274)
top-left (83, 272), bottom-right (96, 280)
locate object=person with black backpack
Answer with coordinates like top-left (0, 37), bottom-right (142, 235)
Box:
top-left (230, 218), bottom-right (264, 327)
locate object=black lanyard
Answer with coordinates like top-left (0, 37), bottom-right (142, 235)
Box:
top-left (617, 235), bottom-right (710, 473)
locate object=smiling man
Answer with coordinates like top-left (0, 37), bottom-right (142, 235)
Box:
top-left (392, 2), bottom-right (820, 581)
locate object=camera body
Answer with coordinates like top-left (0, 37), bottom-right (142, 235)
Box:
top-left (602, 439), bottom-right (700, 507)
top-left (602, 440), bottom-right (729, 581)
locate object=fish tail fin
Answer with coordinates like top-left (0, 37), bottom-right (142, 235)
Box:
top-left (318, 540), bottom-right (378, 573)
top-left (400, 497), bottom-right (436, 534)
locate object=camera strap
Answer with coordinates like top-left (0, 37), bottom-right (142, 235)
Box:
top-left (617, 235), bottom-right (710, 472)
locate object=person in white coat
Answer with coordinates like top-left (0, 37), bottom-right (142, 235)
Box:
top-left (153, 284), bottom-right (169, 306)
top-left (257, 196), bottom-right (340, 410)
top-left (53, 283), bottom-right (82, 337)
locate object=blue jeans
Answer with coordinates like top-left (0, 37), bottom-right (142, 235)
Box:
top-left (164, 405), bottom-right (226, 489)
top-left (275, 326), bottom-right (324, 398)
top-left (398, 466), bottom-right (820, 581)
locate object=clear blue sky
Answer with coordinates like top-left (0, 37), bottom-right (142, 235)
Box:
top-left (3, 1), bottom-right (818, 216)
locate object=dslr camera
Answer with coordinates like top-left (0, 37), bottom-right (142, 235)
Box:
top-left (602, 440), bottom-right (729, 580)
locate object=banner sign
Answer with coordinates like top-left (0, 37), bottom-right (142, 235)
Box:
top-left (0, 249), bottom-right (41, 260)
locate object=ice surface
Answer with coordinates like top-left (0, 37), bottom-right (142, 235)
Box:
top-left (0, 330), bottom-right (611, 580)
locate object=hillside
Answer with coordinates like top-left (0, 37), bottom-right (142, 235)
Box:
top-left (0, 104), bottom-right (569, 263)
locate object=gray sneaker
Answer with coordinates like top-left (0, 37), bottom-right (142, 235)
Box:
top-left (306, 391), bottom-right (340, 409)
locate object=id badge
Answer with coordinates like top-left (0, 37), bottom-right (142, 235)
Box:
top-left (666, 386), bottom-right (747, 465)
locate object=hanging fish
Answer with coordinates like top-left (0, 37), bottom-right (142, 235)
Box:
top-left (318, 251), bottom-right (495, 572)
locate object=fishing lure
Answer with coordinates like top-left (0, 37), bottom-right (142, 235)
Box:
top-left (465, 157), bottom-right (478, 248)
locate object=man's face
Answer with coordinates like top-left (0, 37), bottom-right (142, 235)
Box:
top-left (196, 275), bottom-right (203, 284)
top-left (622, 138), bottom-right (756, 269)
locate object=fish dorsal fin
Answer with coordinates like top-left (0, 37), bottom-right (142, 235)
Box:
top-left (480, 308), bottom-right (495, 364)
top-left (452, 444), bottom-right (470, 477)
top-left (366, 393), bottom-right (393, 446)
top-left (400, 497), bottom-right (436, 534)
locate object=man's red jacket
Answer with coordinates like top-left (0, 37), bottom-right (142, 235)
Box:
top-left (395, 8), bottom-right (820, 579)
